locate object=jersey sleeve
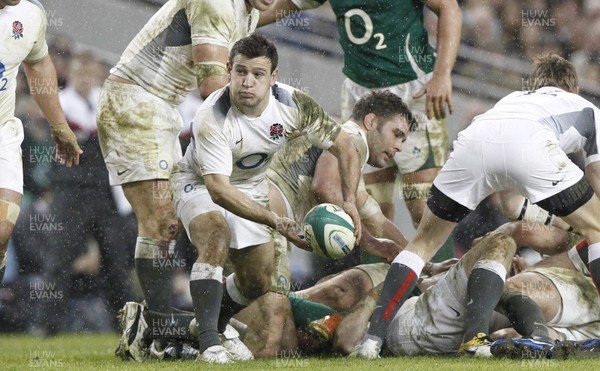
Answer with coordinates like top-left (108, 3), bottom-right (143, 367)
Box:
top-left (291, 0), bottom-right (326, 10)
top-left (24, 9), bottom-right (49, 63)
top-left (292, 90), bottom-right (342, 150)
top-left (195, 111), bottom-right (234, 177)
top-left (343, 122), bottom-right (369, 169)
top-left (187, 0), bottom-right (233, 48)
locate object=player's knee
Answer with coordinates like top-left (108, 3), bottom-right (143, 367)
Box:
top-left (238, 272), bottom-right (272, 299)
top-left (321, 283), bottom-right (348, 308)
top-left (0, 220), bottom-right (15, 249)
top-left (489, 233), bottom-right (517, 257)
top-left (503, 278), bottom-right (527, 295)
top-left (138, 205), bottom-right (181, 240)
top-left (334, 335), bottom-right (356, 355)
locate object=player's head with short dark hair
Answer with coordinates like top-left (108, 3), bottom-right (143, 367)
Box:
top-left (351, 90), bottom-right (418, 131)
top-left (529, 54), bottom-right (578, 93)
top-left (229, 33), bottom-right (278, 73)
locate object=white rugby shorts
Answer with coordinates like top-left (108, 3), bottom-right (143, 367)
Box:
top-left (0, 118), bottom-right (24, 194)
top-left (171, 171), bottom-right (273, 249)
top-left (97, 80), bottom-right (183, 185)
top-left (434, 120), bottom-right (583, 210)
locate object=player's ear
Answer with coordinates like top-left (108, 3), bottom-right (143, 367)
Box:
top-left (363, 113), bottom-right (377, 131)
top-left (227, 62), bottom-right (232, 73)
top-left (270, 67), bottom-right (279, 86)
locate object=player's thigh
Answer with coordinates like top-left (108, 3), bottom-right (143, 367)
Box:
top-left (229, 240), bottom-right (275, 295)
top-left (300, 267), bottom-right (373, 310)
top-left (504, 271), bottom-right (560, 322)
top-left (534, 268), bottom-right (600, 327)
top-left (460, 233), bottom-right (516, 274)
top-left (557, 193), bottom-right (600, 242)
top-left (122, 179), bottom-right (180, 238)
top-left (181, 213), bottom-right (230, 271)
top-left (235, 291), bottom-right (292, 357)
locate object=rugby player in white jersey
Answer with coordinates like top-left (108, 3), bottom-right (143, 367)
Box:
top-left (169, 33), bottom-right (361, 364)
top-left (353, 54), bottom-right (600, 359)
top-left (0, 0), bottom-right (81, 281)
top-left (96, 0), bottom-right (275, 359)
top-left (328, 226), bottom-right (600, 358)
top-left (233, 90), bottom-right (413, 357)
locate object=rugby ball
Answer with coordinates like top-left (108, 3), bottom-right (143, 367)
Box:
top-left (303, 203), bottom-right (356, 259)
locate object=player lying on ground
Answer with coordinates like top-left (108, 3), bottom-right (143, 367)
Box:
top-left (302, 222), bottom-right (600, 359)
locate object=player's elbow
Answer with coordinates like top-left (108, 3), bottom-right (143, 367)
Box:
top-left (311, 181), bottom-right (328, 203)
top-left (207, 187), bottom-right (227, 206)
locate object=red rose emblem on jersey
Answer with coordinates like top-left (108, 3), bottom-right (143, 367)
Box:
top-left (269, 123), bottom-right (284, 140)
top-left (12, 21), bottom-right (23, 39)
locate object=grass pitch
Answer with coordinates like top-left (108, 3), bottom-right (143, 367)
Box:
top-left (0, 333), bottom-right (597, 370)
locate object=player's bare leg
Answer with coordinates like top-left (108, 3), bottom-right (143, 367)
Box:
top-left (297, 268), bottom-right (374, 311)
top-left (334, 284), bottom-right (381, 354)
top-left (401, 167), bottom-right (440, 228)
top-left (123, 180), bottom-right (181, 313)
top-left (0, 189), bottom-right (21, 282)
top-left (223, 241), bottom-right (274, 327)
top-left (493, 221), bottom-right (581, 256)
top-left (490, 190), bottom-right (572, 231)
top-left (235, 292), bottom-right (297, 357)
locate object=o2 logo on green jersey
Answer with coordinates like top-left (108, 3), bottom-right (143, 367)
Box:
top-left (0, 62), bottom-right (7, 91)
top-left (344, 9), bottom-right (387, 50)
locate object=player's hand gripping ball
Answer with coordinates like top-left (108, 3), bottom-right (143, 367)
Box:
top-left (303, 203), bottom-right (356, 259)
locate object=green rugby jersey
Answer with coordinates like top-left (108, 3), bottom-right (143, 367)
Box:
top-left (293, 0), bottom-right (436, 88)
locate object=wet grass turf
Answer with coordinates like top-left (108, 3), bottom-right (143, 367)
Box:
top-left (0, 333), bottom-right (597, 370)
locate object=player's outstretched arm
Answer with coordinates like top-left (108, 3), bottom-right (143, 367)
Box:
top-left (315, 131), bottom-right (362, 241)
top-left (23, 55), bottom-right (82, 166)
top-left (414, 0), bottom-right (462, 120)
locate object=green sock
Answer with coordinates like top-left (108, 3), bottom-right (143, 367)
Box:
top-left (288, 293), bottom-right (343, 329)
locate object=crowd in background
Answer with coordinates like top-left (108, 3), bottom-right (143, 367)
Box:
top-left (2, 0), bottom-right (600, 335)
top-left (459, 0), bottom-right (600, 89)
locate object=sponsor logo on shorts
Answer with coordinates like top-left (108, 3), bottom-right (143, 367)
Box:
top-left (159, 160), bottom-right (169, 170)
top-left (448, 306), bottom-right (461, 317)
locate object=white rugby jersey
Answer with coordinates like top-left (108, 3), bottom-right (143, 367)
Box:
top-left (0, 0), bottom-right (48, 124)
top-left (111, 0), bottom-right (258, 106)
top-left (173, 82), bottom-right (342, 186)
top-left (468, 87), bottom-right (600, 166)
